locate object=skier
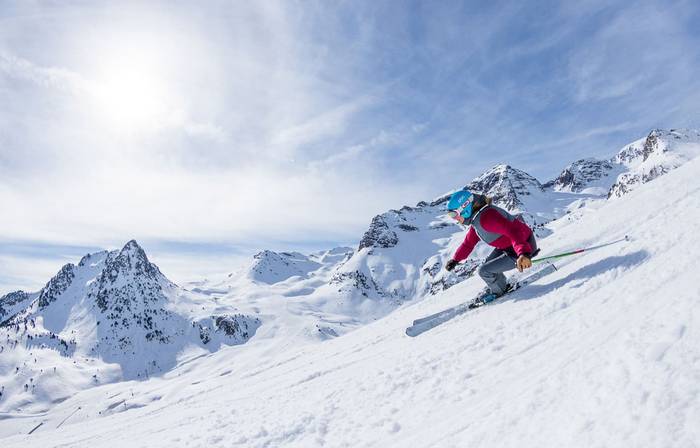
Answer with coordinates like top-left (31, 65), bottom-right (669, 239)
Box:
top-left (444, 190), bottom-right (538, 304)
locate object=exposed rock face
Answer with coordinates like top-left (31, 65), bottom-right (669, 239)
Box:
top-left (608, 129), bottom-right (700, 198)
top-left (37, 263), bottom-right (76, 309)
top-left (544, 158), bottom-right (616, 192)
top-left (359, 215), bottom-right (400, 250)
top-left (214, 315), bottom-right (259, 339)
top-left (329, 270), bottom-right (384, 298)
top-left (465, 164), bottom-right (543, 210)
top-left (197, 315), bottom-right (261, 345)
top-left (424, 259), bottom-right (480, 295)
top-left (99, 240), bottom-right (162, 285)
top-left (358, 205), bottom-right (430, 251)
top-left (1, 240), bottom-right (260, 382)
top-left (608, 168), bottom-right (674, 198)
top-left (93, 241), bottom-right (167, 316)
top-left (0, 290), bottom-right (32, 323)
top-left (612, 129), bottom-right (667, 165)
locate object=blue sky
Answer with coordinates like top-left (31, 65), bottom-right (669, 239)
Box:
top-left (2, 0), bottom-right (700, 293)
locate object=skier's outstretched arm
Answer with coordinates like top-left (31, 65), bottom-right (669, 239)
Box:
top-left (452, 227), bottom-right (479, 262)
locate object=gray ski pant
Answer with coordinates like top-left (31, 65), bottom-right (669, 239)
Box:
top-left (478, 234), bottom-right (538, 296)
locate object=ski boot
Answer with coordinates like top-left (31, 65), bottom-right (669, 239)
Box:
top-left (469, 284), bottom-right (513, 309)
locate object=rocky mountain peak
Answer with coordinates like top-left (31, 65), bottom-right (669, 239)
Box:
top-left (608, 128), bottom-right (700, 198)
top-left (0, 290), bottom-right (32, 323)
top-left (37, 263), bottom-right (76, 310)
top-left (465, 164), bottom-right (543, 210)
top-left (121, 239), bottom-right (147, 258)
top-left (78, 250), bottom-right (109, 268)
top-left (544, 158), bottom-right (616, 193)
top-left (0, 241), bottom-right (262, 390)
top-left (358, 214), bottom-right (399, 250)
top-left (642, 129), bottom-right (667, 161)
top-left (253, 250), bottom-right (276, 260)
top-left (612, 129), bottom-right (700, 166)
top-left (612, 129), bottom-right (663, 165)
top-left (357, 205), bottom-right (426, 251)
top-left (101, 240), bottom-right (161, 285)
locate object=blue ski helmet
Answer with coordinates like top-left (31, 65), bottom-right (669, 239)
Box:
top-left (447, 190), bottom-right (475, 220)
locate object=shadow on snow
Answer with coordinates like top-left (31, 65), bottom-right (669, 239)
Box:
top-left (511, 250), bottom-right (651, 302)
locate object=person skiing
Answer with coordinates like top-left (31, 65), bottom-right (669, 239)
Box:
top-left (444, 190), bottom-right (538, 304)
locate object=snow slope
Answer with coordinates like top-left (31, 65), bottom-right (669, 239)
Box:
top-left (2, 145), bottom-right (698, 447)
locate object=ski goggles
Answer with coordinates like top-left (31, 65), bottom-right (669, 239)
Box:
top-left (447, 194), bottom-right (474, 219)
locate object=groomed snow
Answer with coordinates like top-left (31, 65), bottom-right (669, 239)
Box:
top-left (1, 150), bottom-right (699, 447)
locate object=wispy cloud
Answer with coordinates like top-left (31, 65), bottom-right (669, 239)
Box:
top-left (566, 3), bottom-right (696, 104)
top-left (271, 95), bottom-right (377, 158)
top-left (0, 52), bottom-right (84, 93)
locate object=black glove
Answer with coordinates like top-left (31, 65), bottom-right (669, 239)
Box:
top-left (445, 259), bottom-right (458, 271)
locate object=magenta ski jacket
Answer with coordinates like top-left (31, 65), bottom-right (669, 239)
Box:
top-left (452, 205), bottom-right (534, 262)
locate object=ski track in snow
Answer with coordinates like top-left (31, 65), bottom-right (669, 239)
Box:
top-left (2, 155), bottom-right (700, 447)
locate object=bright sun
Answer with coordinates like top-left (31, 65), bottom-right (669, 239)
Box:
top-left (90, 52), bottom-right (176, 132)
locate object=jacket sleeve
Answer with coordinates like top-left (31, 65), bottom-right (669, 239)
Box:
top-left (453, 227), bottom-right (480, 262)
top-left (480, 209), bottom-right (533, 257)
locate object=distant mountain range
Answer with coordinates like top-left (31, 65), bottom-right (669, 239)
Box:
top-left (1, 127), bottom-right (698, 413)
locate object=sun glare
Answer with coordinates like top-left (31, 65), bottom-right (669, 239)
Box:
top-left (89, 49), bottom-right (177, 133)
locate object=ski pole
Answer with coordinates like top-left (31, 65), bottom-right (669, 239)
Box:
top-left (531, 235), bottom-right (630, 264)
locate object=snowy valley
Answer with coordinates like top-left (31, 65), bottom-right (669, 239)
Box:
top-left (1, 128), bottom-right (699, 447)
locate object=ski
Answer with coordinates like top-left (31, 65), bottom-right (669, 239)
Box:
top-left (405, 263), bottom-right (557, 337)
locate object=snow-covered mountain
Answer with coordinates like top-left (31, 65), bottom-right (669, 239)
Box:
top-left (332, 201), bottom-right (478, 305)
top-left (1, 132), bottom-right (699, 448)
top-left (608, 128), bottom-right (700, 198)
top-left (0, 240), bottom-right (260, 411)
top-left (465, 164), bottom-right (545, 210)
top-left (0, 291), bottom-right (35, 325)
top-left (247, 250), bottom-right (322, 284)
top-left (544, 128), bottom-right (700, 200)
top-left (543, 158), bottom-right (620, 194)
